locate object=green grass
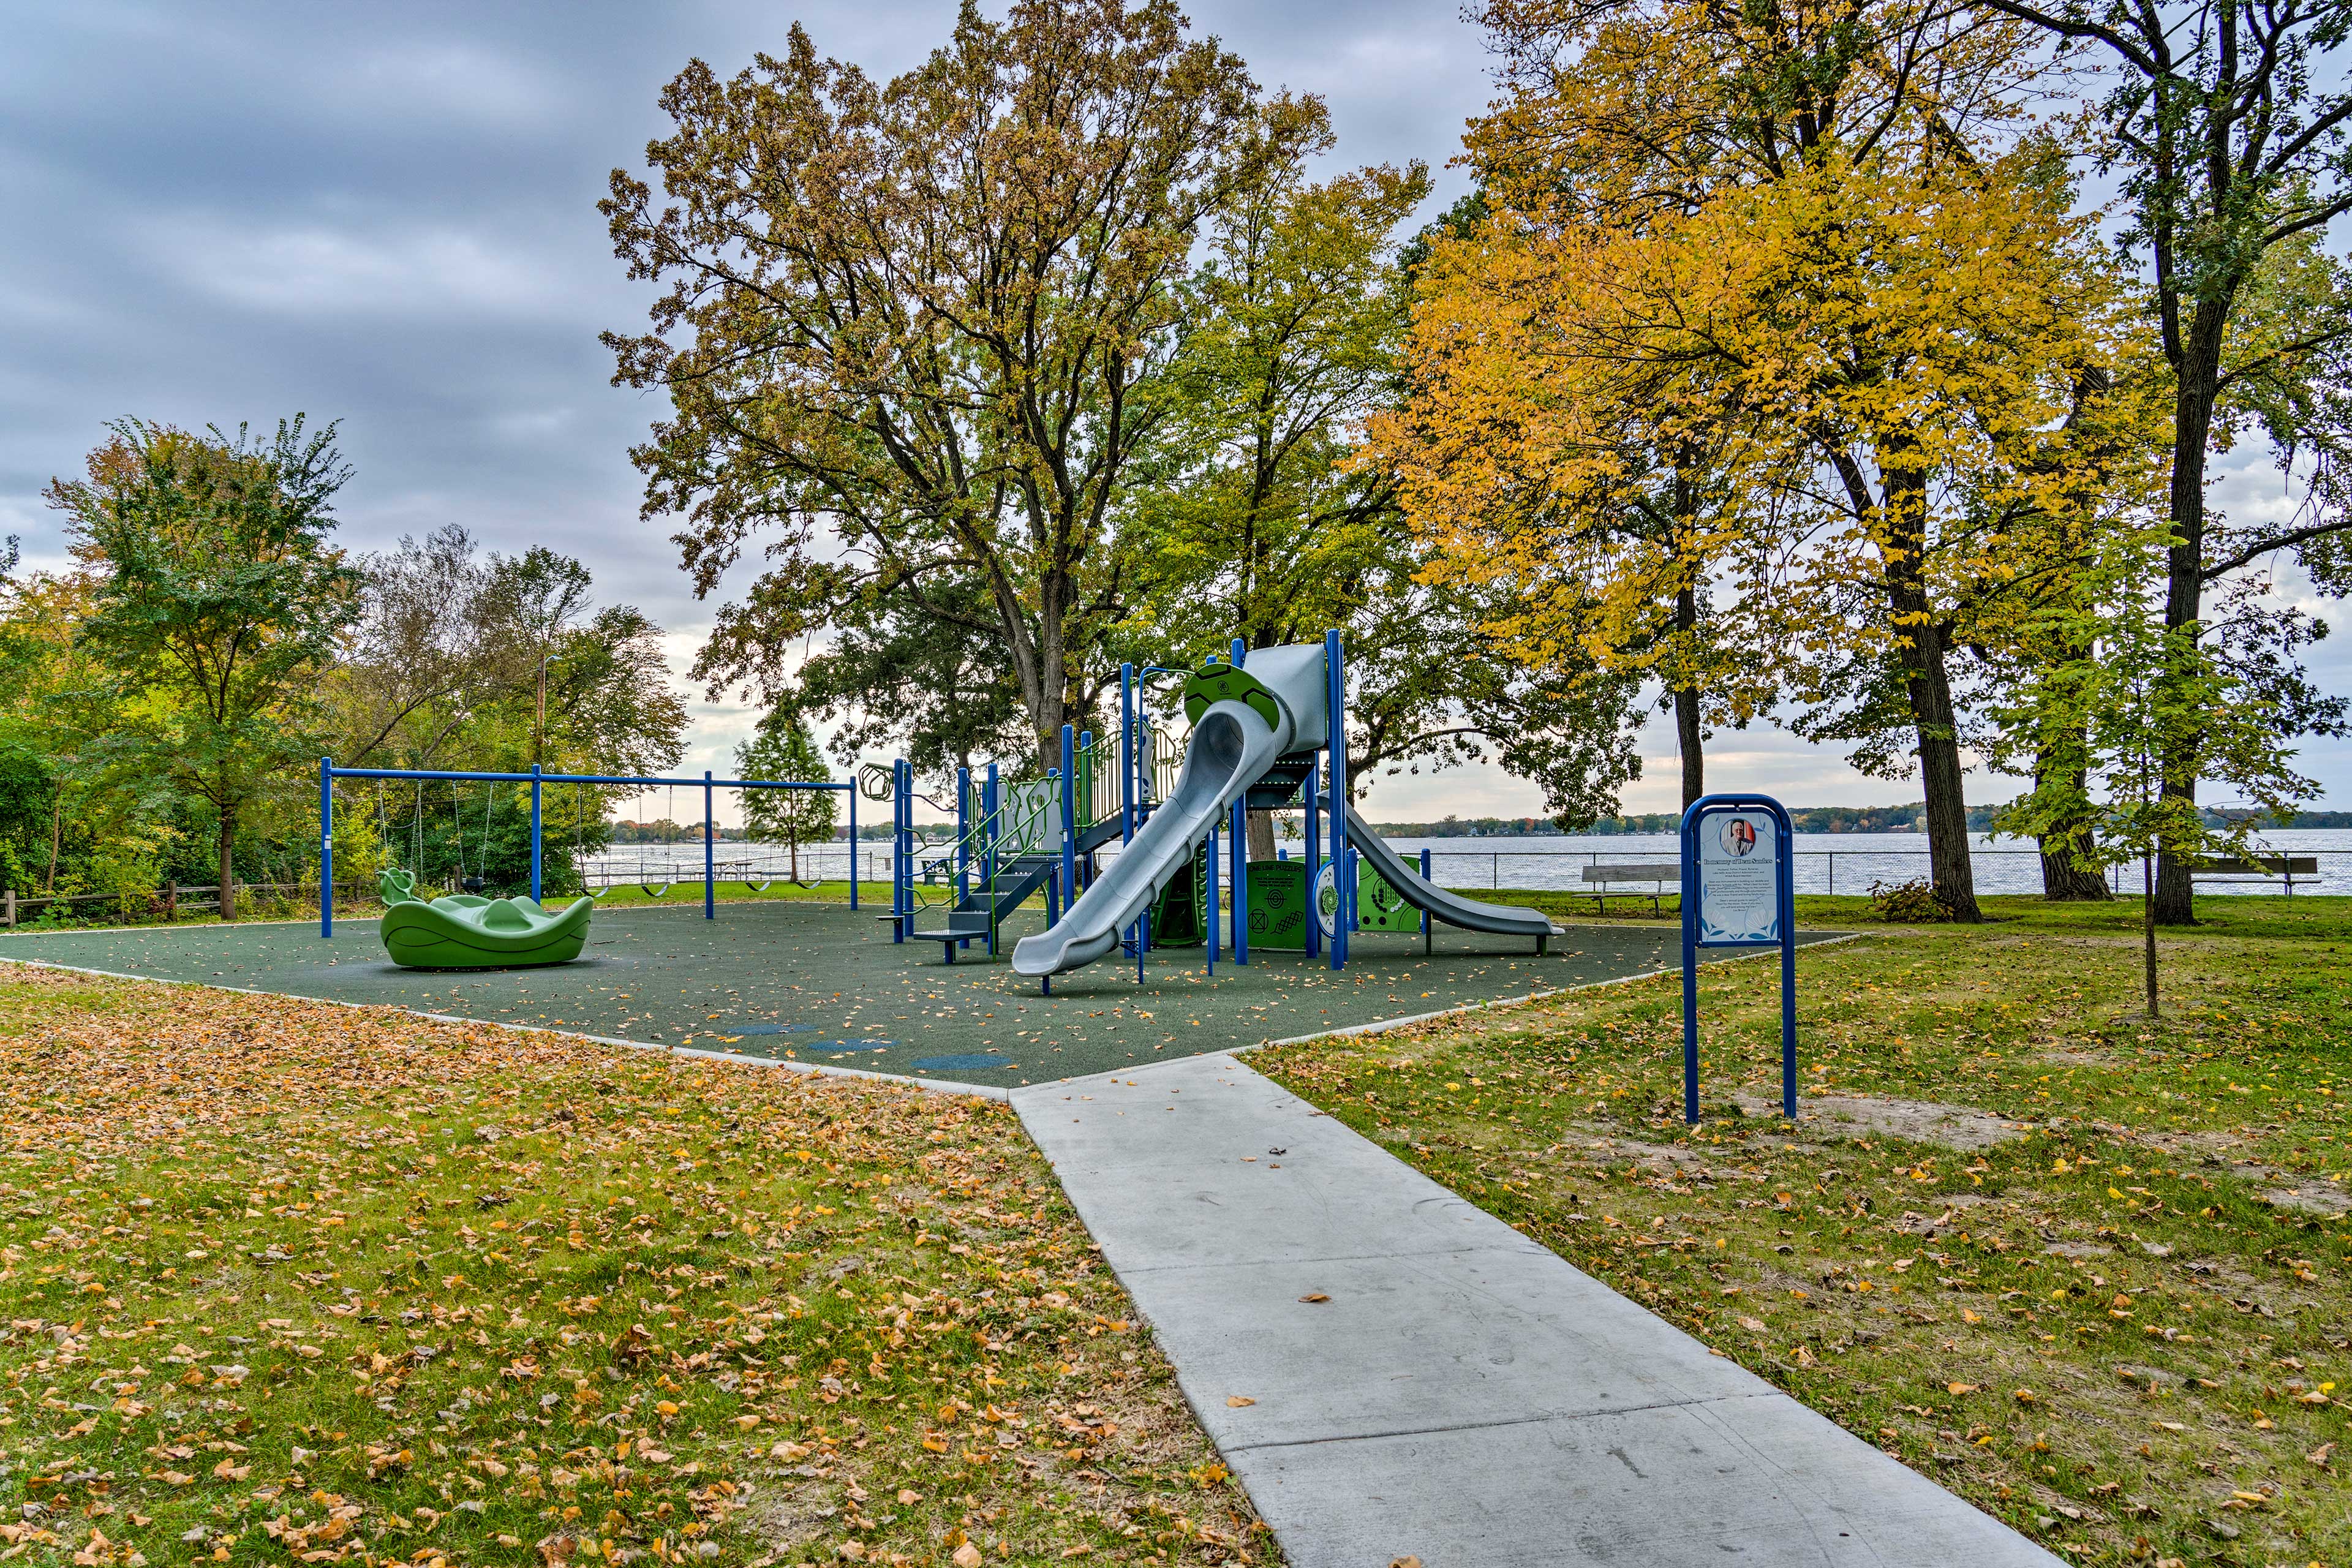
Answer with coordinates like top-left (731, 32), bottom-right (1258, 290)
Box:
top-left (0, 967), bottom-right (1273, 1568)
top-left (1257, 894), bottom-right (2352, 1567)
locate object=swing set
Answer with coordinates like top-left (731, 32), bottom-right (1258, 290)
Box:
top-left (317, 758), bottom-right (856, 938)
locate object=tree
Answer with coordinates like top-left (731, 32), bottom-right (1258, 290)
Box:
top-left (1374, 200), bottom-right (1780, 812)
top-left (1972, 0), bottom-right (2352, 922)
top-left (1989, 532), bottom-right (2332, 1012)
top-left (736, 710), bottom-right (839, 880)
top-left (603, 0), bottom-right (1322, 771)
top-left (1421, 0), bottom-right (2148, 919)
top-left (51, 418), bottom-right (361, 920)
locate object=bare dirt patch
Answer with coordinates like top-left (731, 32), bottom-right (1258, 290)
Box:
top-left (1733, 1090), bottom-right (2030, 1150)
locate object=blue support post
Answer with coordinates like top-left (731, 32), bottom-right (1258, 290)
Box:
top-left (530, 763), bottom-right (544, 903)
top-left (1303, 756), bottom-right (1320, 960)
top-left (847, 783), bottom-right (858, 908)
top-left (1325, 629), bottom-right (1348, 971)
top-left (1229, 796), bottom-right (1246, 962)
top-left (1232, 639), bottom-right (1251, 965)
top-left (1120, 665), bottom-right (1137, 845)
top-left (1207, 824), bottom-right (1219, 971)
top-left (955, 766), bottom-right (972, 914)
top-left (983, 762), bottom-right (1000, 956)
top-left (703, 770), bottom-right (715, 918)
top-left (318, 756), bottom-right (333, 937)
top-left (889, 761), bottom-right (905, 941)
top-left (1060, 724), bottom-right (1077, 913)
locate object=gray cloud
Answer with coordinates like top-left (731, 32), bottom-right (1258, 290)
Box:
top-left (3, 1), bottom-right (2339, 815)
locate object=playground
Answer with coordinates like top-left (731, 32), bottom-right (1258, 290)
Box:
top-left (0, 895), bottom-right (1834, 1087)
top-left (0, 635), bottom-right (1847, 1089)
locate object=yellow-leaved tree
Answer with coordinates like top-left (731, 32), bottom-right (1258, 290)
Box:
top-left (1384, 0), bottom-right (2159, 918)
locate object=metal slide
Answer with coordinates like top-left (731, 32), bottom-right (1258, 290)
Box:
top-left (1343, 803), bottom-right (1563, 941)
top-left (1013, 645), bottom-right (1329, 978)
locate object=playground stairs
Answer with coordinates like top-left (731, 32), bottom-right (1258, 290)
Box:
top-left (909, 850), bottom-right (1061, 962)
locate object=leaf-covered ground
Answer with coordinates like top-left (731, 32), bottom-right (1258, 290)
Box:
top-left (0, 965), bottom-right (1272, 1567)
top-left (1258, 895), bottom-right (2352, 1568)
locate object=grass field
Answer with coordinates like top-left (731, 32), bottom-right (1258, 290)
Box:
top-left (1257, 894), bottom-right (2352, 1567)
top-left (0, 965), bottom-right (1273, 1568)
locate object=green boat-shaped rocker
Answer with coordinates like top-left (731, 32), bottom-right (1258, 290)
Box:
top-left (377, 869), bottom-right (594, 969)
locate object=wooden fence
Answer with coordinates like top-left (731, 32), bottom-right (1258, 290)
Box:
top-left (1, 880), bottom-right (375, 929)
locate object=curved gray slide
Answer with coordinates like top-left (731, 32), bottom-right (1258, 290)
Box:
top-left (1015, 644), bottom-right (1333, 978)
top-left (1343, 803), bottom-right (1563, 940)
top-left (1012, 697), bottom-right (1289, 975)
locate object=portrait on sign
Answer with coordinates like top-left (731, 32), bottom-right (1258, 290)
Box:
top-left (1696, 808), bottom-right (1779, 944)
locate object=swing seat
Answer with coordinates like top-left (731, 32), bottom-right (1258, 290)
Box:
top-left (641, 881), bottom-right (673, 899)
top-left (379, 889), bottom-right (596, 970)
top-left (744, 878), bottom-right (776, 892)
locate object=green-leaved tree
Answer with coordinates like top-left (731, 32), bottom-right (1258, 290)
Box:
top-left (53, 418), bottom-right (361, 919)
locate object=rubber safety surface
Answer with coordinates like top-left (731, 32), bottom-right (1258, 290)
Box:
top-left (0, 900), bottom-right (1841, 1088)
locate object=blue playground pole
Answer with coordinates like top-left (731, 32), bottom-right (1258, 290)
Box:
top-left (318, 756), bottom-right (333, 937)
top-left (1044, 768), bottom-right (1061, 925)
top-left (1120, 665), bottom-right (1137, 845)
top-left (1230, 637), bottom-right (1249, 965)
top-left (891, 759), bottom-right (908, 942)
top-left (1303, 756), bottom-right (1320, 960)
top-left (1207, 823), bottom-right (1219, 970)
top-left (1325, 629), bottom-right (1348, 971)
top-left (955, 765), bottom-right (972, 913)
top-left (983, 762), bottom-right (1000, 956)
top-left (530, 763), bottom-right (543, 903)
top-left (703, 770), bottom-right (715, 919)
top-left (1060, 724), bottom-right (1077, 911)
top-left (847, 782), bottom-right (858, 908)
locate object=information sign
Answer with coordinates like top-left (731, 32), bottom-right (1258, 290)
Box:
top-left (1679, 794), bottom-right (1799, 1123)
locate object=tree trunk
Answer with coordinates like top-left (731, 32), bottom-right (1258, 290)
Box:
top-left (1673, 587), bottom-right (1703, 809)
top-left (217, 807), bottom-right (236, 922)
top-left (2152, 301), bottom-right (2228, 927)
top-left (1247, 809), bottom-right (1276, 861)
top-left (1910, 646), bottom-right (1981, 922)
top-left (2035, 760), bottom-right (2113, 901)
top-left (1878, 474), bottom-right (1981, 922)
top-left (1675, 686), bottom-right (1704, 810)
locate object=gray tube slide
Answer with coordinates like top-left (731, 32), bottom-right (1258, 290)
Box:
top-left (1343, 804), bottom-right (1563, 940)
top-left (1012, 696), bottom-right (1289, 976)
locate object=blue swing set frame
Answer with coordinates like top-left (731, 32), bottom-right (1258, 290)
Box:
top-left (316, 758), bottom-right (855, 937)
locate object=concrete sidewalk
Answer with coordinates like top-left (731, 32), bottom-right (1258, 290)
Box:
top-left (1012, 1054), bottom-right (2059, 1568)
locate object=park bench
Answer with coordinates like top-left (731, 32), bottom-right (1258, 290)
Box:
top-left (2192, 854), bottom-right (2321, 896)
top-left (1580, 861), bottom-right (1681, 915)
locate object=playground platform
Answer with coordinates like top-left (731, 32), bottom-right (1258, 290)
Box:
top-left (0, 899), bottom-right (1839, 1088)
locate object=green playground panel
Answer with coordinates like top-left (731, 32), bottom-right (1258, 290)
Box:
top-left (1246, 859), bottom-right (1311, 951)
top-left (1150, 845), bottom-right (1208, 946)
top-left (1355, 859), bottom-right (1418, 933)
top-left (1250, 857), bottom-right (1414, 948)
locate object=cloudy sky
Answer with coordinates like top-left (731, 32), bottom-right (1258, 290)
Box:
top-left (3, 0), bottom-right (2343, 824)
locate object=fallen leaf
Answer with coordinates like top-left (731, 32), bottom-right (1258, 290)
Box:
top-left (1226, 1395), bottom-right (1257, 1408)
top-left (1298, 1293), bottom-right (1330, 1304)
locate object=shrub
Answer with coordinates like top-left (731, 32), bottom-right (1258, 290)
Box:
top-left (1868, 876), bottom-right (1955, 922)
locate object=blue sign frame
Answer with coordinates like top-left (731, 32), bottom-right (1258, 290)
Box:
top-left (1679, 793), bottom-right (1798, 1123)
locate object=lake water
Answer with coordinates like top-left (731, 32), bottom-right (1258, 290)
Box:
top-left (585, 827), bottom-right (2352, 897)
